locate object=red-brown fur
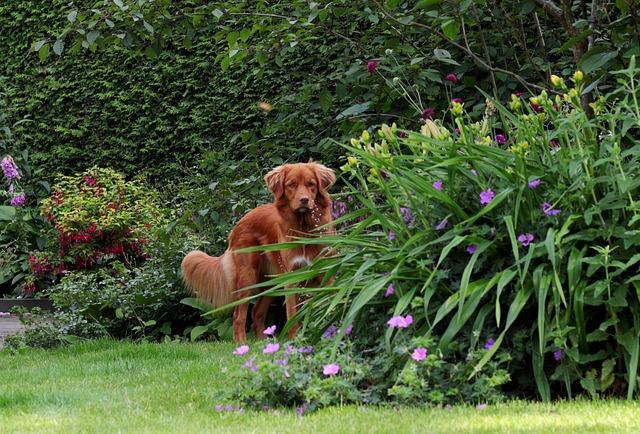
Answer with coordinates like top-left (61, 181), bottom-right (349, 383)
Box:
top-left (181, 162), bottom-right (335, 342)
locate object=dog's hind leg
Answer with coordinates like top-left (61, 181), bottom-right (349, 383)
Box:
top-left (251, 295), bottom-right (273, 338)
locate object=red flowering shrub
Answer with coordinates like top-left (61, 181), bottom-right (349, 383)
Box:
top-left (25, 167), bottom-right (164, 293)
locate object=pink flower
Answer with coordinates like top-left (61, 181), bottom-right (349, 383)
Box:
top-left (421, 107), bottom-right (436, 120)
top-left (367, 59), bottom-right (378, 73)
top-left (323, 363), bottom-right (340, 376)
top-left (411, 347), bottom-right (427, 362)
top-left (528, 178), bottom-right (541, 189)
top-left (387, 314), bottom-right (413, 329)
top-left (479, 188), bottom-right (494, 206)
top-left (451, 97), bottom-right (463, 104)
top-left (263, 343), bottom-right (280, 354)
top-left (263, 325), bottom-right (277, 336)
top-left (385, 283), bottom-right (395, 298)
top-left (233, 345), bottom-right (249, 355)
top-left (495, 134), bottom-right (507, 145)
top-left (445, 73), bottom-right (458, 84)
top-left (432, 180), bottom-right (443, 191)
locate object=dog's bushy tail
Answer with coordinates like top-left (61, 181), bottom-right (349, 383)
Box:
top-left (181, 250), bottom-right (235, 307)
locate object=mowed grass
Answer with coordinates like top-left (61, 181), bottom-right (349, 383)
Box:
top-left (1, 340), bottom-right (639, 434)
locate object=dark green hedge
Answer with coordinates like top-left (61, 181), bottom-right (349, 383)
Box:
top-left (0, 1), bottom-right (367, 185)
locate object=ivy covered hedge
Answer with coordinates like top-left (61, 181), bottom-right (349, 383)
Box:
top-left (0, 1), bottom-right (367, 184)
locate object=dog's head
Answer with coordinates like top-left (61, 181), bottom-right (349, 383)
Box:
top-left (264, 161), bottom-right (335, 213)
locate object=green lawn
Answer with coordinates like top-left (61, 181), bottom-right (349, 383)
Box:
top-left (1, 340), bottom-right (639, 433)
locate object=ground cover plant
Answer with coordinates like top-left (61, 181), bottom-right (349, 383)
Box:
top-left (2, 339), bottom-right (640, 434)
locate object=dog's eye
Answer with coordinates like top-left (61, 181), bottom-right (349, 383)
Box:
top-left (307, 181), bottom-right (316, 187)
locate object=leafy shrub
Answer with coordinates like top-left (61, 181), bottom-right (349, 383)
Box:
top-left (26, 167), bottom-right (164, 293)
top-left (9, 226), bottom-right (207, 348)
top-left (225, 321), bottom-right (509, 412)
top-left (240, 59), bottom-right (640, 401)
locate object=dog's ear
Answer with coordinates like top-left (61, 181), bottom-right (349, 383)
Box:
top-left (313, 163), bottom-right (336, 191)
top-left (264, 165), bottom-right (286, 198)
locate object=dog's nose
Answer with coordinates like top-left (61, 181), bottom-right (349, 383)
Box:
top-left (300, 197), bottom-right (309, 205)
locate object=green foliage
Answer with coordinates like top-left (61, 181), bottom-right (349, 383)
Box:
top-left (227, 324), bottom-right (509, 411)
top-left (235, 58), bottom-right (640, 401)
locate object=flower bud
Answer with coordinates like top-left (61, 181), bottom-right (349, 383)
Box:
top-left (361, 130), bottom-right (370, 142)
top-left (550, 75), bottom-right (563, 87)
top-left (573, 70), bottom-right (584, 83)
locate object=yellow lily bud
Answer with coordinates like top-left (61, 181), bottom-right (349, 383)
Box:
top-left (361, 130), bottom-right (370, 141)
top-left (573, 70), bottom-right (584, 83)
top-left (350, 138), bottom-right (358, 147)
top-left (347, 156), bottom-right (358, 166)
top-left (550, 75), bottom-right (563, 87)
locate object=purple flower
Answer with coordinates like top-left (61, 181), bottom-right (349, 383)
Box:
top-left (10, 192), bottom-right (25, 207)
top-left (432, 179), bottom-right (443, 191)
top-left (517, 233), bottom-right (535, 247)
top-left (243, 357), bottom-right (257, 371)
top-left (387, 231), bottom-right (396, 241)
top-left (233, 345), bottom-right (249, 355)
top-left (323, 363), bottom-right (340, 376)
top-left (541, 202), bottom-right (561, 216)
top-left (400, 207), bottom-right (412, 224)
top-left (470, 169), bottom-right (478, 176)
top-left (344, 324), bottom-right (353, 336)
top-left (445, 73), bottom-right (458, 84)
top-left (1, 156), bottom-right (20, 181)
top-left (484, 338), bottom-right (495, 350)
top-left (528, 178), bottom-right (541, 189)
top-left (263, 325), bottom-right (277, 336)
top-left (323, 324), bottom-right (338, 339)
top-left (298, 346), bottom-right (313, 354)
top-left (263, 343), bottom-right (280, 354)
top-left (479, 188), bottom-right (494, 206)
top-left (466, 244), bottom-right (478, 254)
top-left (214, 404), bottom-right (224, 412)
top-left (476, 403), bottom-right (488, 410)
top-left (296, 403), bottom-right (310, 416)
top-left (385, 283), bottom-right (395, 298)
top-left (421, 107), bottom-right (436, 120)
top-left (387, 314), bottom-right (413, 329)
top-left (225, 404), bottom-right (234, 412)
top-left (553, 348), bottom-right (564, 361)
top-left (411, 347), bottom-right (427, 362)
top-left (495, 134), bottom-right (507, 145)
top-left (331, 200), bottom-right (348, 219)
top-left (367, 59), bottom-right (378, 73)
top-left (435, 218), bottom-right (448, 231)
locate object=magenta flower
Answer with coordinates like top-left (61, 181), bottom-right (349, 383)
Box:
top-left (421, 107), bottom-right (436, 120)
top-left (466, 244), bottom-right (478, 254)
top-left (515, 91), bottom-right (524, 97)
top-left (263, 343), bottom-right (280, 354)
top-left (495, 134), bottom-right (507, 145)
top-left (435, 218), bottom-right (448, 231)
top-left (387, 314), bottom-right (413, 329)
top-left (528, 178), bottom-right (541, 189)
top-left (411, 347), bottom-right (427, 362)
top-left (233, 345), bottom-right (249, 355)
top-left (445, 73), bottom-right (458, 84)
top-left (451, 97), bottom-right (463, 104)
top-left (479, 188), bottom-right (494, 206)
top-left (385, 283), bottom-right (395, 298)
top-left (398, 131), bottom-right (408, 138)
top-left (323, 363), bottom-right (340, 376)
top-left (432, 179), bottom-right (443, 191)
top-left (541, 202), bottom-right (561, 216)
top-left (517, 233), bottom-right (534, 247)
top-left (263, 325), bottom-right (277, 336)
top-left (10, 192), bottom-right (25, 207)
top-left (530, 103), bottom-right (542, 113)
top-left (484, 338), bottom-right (495, 350)
top-left (367, 59), bottom-right (378, 73)
top-left (553, 348), bottom-right (564, 361)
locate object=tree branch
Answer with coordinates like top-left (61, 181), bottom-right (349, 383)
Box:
top-left (371, 0), bottom-right (553, 94)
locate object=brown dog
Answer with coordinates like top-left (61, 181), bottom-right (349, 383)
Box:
top-left (181, 161), bottom-right (335, 342)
